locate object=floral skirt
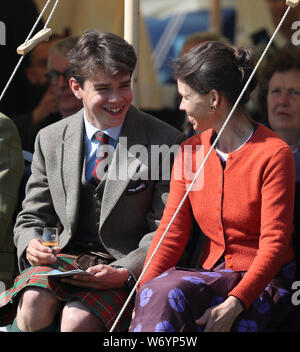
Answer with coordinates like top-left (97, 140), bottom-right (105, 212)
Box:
top-left (129, 261), bottom-right (297, 332)
top-left (0, 254), bottom-right (133, 332)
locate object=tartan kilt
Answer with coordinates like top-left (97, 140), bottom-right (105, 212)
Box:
top-left (0, 254), bottom-right (134, 331)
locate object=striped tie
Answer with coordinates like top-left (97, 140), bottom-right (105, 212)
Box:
top-left (92, 131), bottom-right (109, 184)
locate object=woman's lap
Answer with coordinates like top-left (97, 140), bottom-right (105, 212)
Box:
top-left (129, 262), bottom-right (297, 332)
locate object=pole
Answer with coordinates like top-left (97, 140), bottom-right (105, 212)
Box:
top-left (210, 0), bottom-right (221, 35)
top-left (124, 0), bottom-right (139, 107)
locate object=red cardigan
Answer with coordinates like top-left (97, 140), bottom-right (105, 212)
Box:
top-left (141, 124), bottom-right (295, 309)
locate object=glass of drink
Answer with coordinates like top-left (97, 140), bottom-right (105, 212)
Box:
top-left (42, 227), bottom-right (59, 249)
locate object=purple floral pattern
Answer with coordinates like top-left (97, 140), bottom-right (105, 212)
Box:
top-left (182, 276), bottom-right (205, 285)
top-left (139, 288), bottom-right (153, 307)
top-left (155, 321), bottom-right (176, 332)
top-left (237, 319), bottom-right (258, 332)
top-left (168, 288), bottom-right (186, 312)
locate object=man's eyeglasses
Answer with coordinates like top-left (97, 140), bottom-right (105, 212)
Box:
top-left (45, 69), bottom-right (71, 84)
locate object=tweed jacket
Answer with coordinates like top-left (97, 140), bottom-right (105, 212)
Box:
top-left (0, 113), bottom-right (24, 288)
top-left (14, 106), bottom-right (184, 280)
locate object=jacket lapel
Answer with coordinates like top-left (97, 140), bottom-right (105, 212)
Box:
top-left (100, 106), bottom-right (148, 228)
top-left (57, 110), bottom-right (84, 234)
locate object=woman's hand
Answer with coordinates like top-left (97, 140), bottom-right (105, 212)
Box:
top-left (195, 296), bottom-right (244, 332)
top-left (26, 238), bottom-right (60, 266)
top-left (61, 264), bottom-right (129, 290)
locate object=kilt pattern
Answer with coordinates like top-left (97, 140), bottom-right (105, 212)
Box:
top-left (0, 254), bottom-right (133, 331)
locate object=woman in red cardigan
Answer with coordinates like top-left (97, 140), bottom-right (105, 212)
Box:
top-left (129, 41), bottom-right (296, 332)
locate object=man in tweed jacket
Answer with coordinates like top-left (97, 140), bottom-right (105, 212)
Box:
top-left (12, 31), bottom-right (184, 332)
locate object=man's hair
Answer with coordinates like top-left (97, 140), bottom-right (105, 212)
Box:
top-left (47, 36), bottom-right (79, 69)
top-left (67, 30), bottom-right (137, 86)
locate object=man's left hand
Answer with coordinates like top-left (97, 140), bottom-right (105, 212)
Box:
top-left (61, 264), bottom-right (129, 290)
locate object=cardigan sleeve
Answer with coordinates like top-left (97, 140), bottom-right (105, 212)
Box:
top-left (139, 146), bottom-right (193, 286)
top-left (229, 146), bottom-right (295, 309)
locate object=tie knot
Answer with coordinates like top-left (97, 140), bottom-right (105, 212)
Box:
top-left (95, 131), bottom-right (109, 145)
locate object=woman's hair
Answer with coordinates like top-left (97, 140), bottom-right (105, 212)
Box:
top-left (67, 30), bottom-right (137, 87)
top-left (257, 45), bottom-right (300, 121)
top-left (173, 41), bottom-right (257, 106)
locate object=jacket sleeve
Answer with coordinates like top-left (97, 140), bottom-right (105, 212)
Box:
top-left (0, 114), bottom-right (24, 282)
top-left (138, 142), bottom-right (194, 287)
top-left (229, 146), bottom-right (295, 309)
top-left (110, 133), bottom-right (187, 281)
top-left (14, 130), bottom-right (60, 270)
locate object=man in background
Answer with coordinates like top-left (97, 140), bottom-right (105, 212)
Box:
top-left (13, 36), bottom-right (83, 153)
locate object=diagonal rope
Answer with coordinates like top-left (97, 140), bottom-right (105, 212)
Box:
top-left (25, 0), bottom-right (52, 44)
top-left (44, 0), bottom-right (61, 29)
top-left (109, 5), bottom-right (293, 333)
top-left (0, 0), bottom-right (60, 104)
top-left (0, 56), bottom-right (26, 104)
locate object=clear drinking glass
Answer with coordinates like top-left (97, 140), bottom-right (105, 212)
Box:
top-left (42, 227), bottom-right (59, 249)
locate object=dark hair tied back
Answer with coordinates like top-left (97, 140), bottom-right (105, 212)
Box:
top-left (173, 41), bottom-right (257, 106)
top-left (233, 47), bottom-right (255, 83)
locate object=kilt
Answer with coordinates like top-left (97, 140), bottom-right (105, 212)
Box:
top-left (0, 254), bottom-right (133, 331)
top-left (129, 261), bottom-right (297, 332)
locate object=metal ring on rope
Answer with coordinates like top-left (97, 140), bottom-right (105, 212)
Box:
top-left (109, 0), bottom-right (300, 332)
top-left (0, 0), bottom-right (61, 103)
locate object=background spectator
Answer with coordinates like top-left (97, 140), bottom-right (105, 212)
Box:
top-left (13, 36), bottom-right (83, 153)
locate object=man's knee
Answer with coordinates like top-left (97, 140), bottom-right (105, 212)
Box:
top-left (60, 300), bottom-right (106, 332)
top-left (17, 287), bottom-right (60, 331)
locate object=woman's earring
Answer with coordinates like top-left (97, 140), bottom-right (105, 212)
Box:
top-left (210, 104), bottom-right (216, 112)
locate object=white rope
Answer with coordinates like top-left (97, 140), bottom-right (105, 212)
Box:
top-left (0, 0), bottom-right (60, 104)
top-left (109, 5), bottom-right (292, 333)
top-left (44, 0), bottom-right (61, 29)
top-left (25, 0), bottom-right (52, 44)
top-left (0, 56), bottom-right (25, 104)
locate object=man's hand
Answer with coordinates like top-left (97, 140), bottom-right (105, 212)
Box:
top-left (26, 238), bottom-right (60, 266)
top-left (195, 295), bottom-right (244, 332)
top-left (32, 89), bottom-right (58, 124)
top-left (61, 264), bottom-right (129, 290)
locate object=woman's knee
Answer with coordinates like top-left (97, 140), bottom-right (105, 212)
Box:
top-left (141, 269), bottom-right (184, 293)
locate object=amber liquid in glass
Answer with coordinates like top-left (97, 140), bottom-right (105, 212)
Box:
top-left (42, 241), bottom-right (59, 249)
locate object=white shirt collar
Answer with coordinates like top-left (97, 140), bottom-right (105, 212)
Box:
top-left (83, 109), bottom-right (123, 142)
